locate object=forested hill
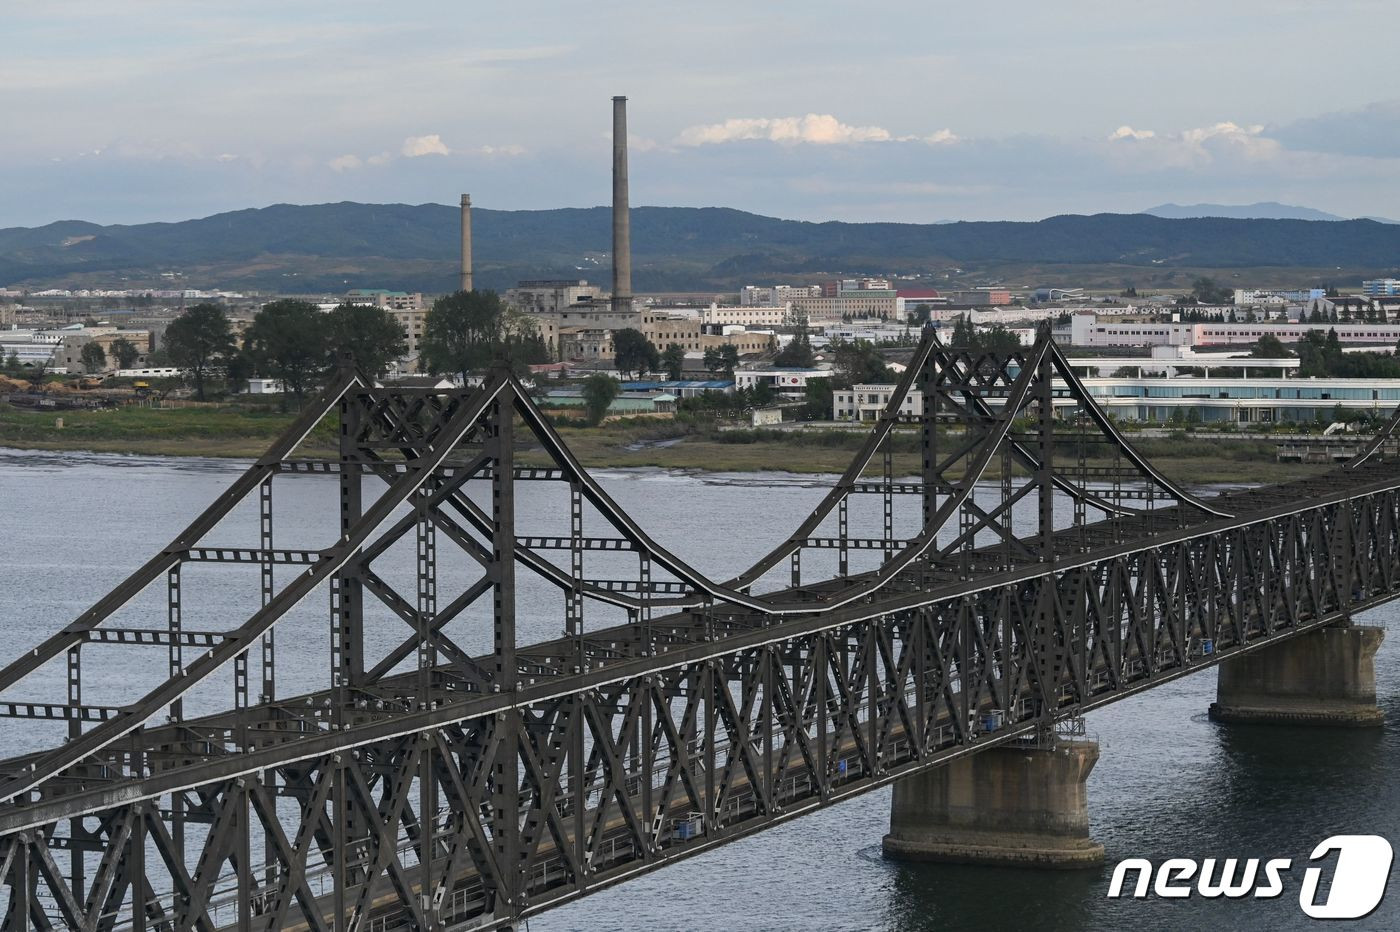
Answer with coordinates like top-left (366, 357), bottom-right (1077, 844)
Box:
top-left (2, 203), bottom-right (1398, 293)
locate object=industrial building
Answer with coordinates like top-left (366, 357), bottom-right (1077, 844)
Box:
top-left (505, 280), bottom-right (604, 313)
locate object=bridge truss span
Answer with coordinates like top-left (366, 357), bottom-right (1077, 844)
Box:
top-left (1, 326), bottom-right (1398, 930)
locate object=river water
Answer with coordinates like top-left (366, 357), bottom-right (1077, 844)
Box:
top-left (0, 449), bottom-right (1396, 931)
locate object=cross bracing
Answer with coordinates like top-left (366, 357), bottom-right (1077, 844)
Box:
top-left (0, 326), bottom-right (1398, 930)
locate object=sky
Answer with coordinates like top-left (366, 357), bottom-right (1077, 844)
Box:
top-left (3, 0), bottom-right (1399, 227)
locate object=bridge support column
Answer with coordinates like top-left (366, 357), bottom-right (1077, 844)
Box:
top-left (882, 738), bottom-right (1103, 868)
top-left (1209, 624), bottom-right (1384, 726)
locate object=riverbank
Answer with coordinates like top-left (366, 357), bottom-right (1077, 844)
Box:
top-left (0, 401), bottom-right (1336, 483)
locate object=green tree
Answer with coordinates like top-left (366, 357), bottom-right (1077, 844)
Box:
top-left (774, 323), bottom-right (816, 367)
top-left (702, 347), bottom-right (721, 374)
top-left (1251, 334), bottom-right (1292, 359)
top-left (802, 377), bottom-right (833, 420)
top-left (2, 351), bottom-right (19, 374)
top-left (700, 344), bottom-right (741, 377)
top-left (613, 328), bottom-right (659, 380)
top-left (419, 290), bottom-right (542, 381)
top-left (80, 341), bottom-right (107, 374)
top-left (909, 303), bottom-right (933, 326)
top-left (243, 300), bottom-right (330, 405)
top-left (950, 314), bottom-right (976, 348)
top-left (224, 349), bottom-right (254, 395)
top-left (164, 303), bottom-right (236, 401)
top-left (978, 324), bottom-right (1022, 355)
top-left (582, 373), bottom-right (619, 425)
top-left (109, 337), bottom-right (141, 370)
top-left (1191, 277), bottom-right (1233, 304)
top-left (831, 339), bottom-right (893, 386)
top-left (719, 344), bottom-right (740, 375)
top-left (325, 303), bottom-right (408, 378)
top-left (661, 343), bottom-right (686, 381)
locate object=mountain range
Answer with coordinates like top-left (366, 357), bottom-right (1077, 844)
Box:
top-left (1142, 202), bottom-right (1398, 224)
top-left (2, 203), bottom-right (1399, 294)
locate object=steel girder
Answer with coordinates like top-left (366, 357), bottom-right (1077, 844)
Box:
top-left (1, 327), bottom-right (1398, 930)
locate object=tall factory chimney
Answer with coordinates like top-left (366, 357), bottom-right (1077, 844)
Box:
top-left (611, 96), bottom-right (632, 316)
top-left (459, 193), bottom-right (473, 292)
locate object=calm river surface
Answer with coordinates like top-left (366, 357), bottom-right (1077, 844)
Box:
top-left (1, 448), bottom-right (1397, 931)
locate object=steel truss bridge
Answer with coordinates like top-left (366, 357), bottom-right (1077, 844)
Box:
top-left (2, 327), bottom-right (1399, 931)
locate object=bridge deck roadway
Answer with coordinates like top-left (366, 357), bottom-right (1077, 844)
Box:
top-left (0, 459), bottom-right (1391, 835)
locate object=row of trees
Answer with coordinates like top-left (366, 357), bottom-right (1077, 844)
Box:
top-left (947, 315), bottom-right (1023, 355)
top-left (418, 290), bottom-right (549, 382)
top-left (612, 328), bottom-right (745, 381)
top-left (1304, 303), bottom-right (1391, 324)
top-left (162, 290), bottom-right (550, 404)
top-left (77, 337), bottom-right (142, 374)
top-left (164, 301), bottom-right (409, 402)
top-left (1295, 330), bottom-right (1400, 379)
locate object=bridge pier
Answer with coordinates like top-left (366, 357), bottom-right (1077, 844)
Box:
top-left (1209, 624), bottom-right (1385, 726)
top-left (881, 738), bottom-right (1104, 868)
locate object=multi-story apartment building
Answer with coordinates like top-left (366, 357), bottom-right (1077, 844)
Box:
top-left (390, 307), bottom-right (428, 359)
top-left (1234, 288), bottom-right (1325, 306)
top-left (740, 284), bottom-right (820, 306)
top-left (699, 303), bottom-right (790, 328)
top-left (791, 291), bottom-right (898, 320)
top-left (344, 289), bottom-right (424, 311)
top-left (1363, 279), bottom-right (1400, 297)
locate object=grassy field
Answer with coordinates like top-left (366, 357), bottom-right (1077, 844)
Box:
top-left (0, 402), bottom-right (338, 458)
top-left (0, 401), bottom-right (1335, 484)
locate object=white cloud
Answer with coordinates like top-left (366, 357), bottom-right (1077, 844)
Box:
top-left (678, 114), bottom-right (894, 146)
top-left (401, 134), bottom-right (450, 157)
top-left (921, 128), bottom-right (959, 145)
top-left (1107, 120), bottom-right (1281, 169)
top-left (327, 154), bottom-right (362, 172)
top-left (477, 144), bottom-right (526, 157)
top-left (366, 153), bottom-right (393, 166)
top-left (1110, 125), bottom-right (1155, 140)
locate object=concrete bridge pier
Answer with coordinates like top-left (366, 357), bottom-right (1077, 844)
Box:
top-left (1209, 624), bottom-right (1385, 726)
top-left (882, 738), bottom-right (1104, 868)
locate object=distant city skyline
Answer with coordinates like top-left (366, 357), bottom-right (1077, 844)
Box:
top-left (4, 0), bottom-right (1399, 227)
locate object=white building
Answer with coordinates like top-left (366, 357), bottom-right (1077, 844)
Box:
top-left (1060, 346), bottom-right (1301, 378)
top-left (700, 303), bottom-right (791, 327)
top-left (1235, 288), bottom-right (1325, 307)
top-left (834, 384), bottom-right (923, 421)
top-left (1362, 279), bottom-right (1400, 297)
top-left (343, 289), bottom-right (424, 311)
top-left (1068, 313), bottom-right (1400, 348)
top-left (833, 374), bottom-right (1400, 424)
top-left (734, 366), bottom-right (831, 397)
